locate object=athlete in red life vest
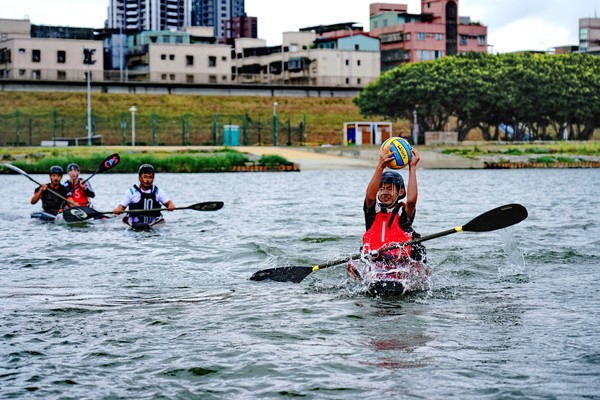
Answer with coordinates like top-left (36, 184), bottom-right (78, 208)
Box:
top-left (63, 163), bottom-right (95, 207)
top-left (361, 145), bottom-right (425, 263)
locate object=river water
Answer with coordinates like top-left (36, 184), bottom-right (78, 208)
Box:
top-left (1, 168), bottom-right (599, 399)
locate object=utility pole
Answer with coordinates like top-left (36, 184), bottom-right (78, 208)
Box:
top-left (83, 48), bottom-right (96, 145)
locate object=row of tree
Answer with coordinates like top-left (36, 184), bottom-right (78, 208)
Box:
top-left (354, 52), bottom-right (600, 141)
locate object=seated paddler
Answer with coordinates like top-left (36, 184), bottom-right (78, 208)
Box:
top-left (361, 146), bottom-right (426, 264)
top-left (112, 164), bottom-right (175, 225)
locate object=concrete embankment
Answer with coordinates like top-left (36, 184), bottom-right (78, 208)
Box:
top-left (237, 146), bottom-right (483, 170)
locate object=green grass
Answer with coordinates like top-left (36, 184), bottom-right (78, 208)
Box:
top-left (439, 142), bottom-right (600, 157)
top-left (0, 91), bottom-right (410, 145)
top-left (0, 147), bottom-right (263, 173)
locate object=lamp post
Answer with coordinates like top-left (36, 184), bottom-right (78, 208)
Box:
top-left (272, 102), bottom-right (278, 146)
top-left (412, 108), bottom-right (419, 145)
top-left (83, 48), bottom-right (96, 145)
top-left (129, 105), bottom-right (137, 146)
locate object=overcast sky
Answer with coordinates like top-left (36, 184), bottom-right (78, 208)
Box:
top-left (0, 0), bottom-right (595, 53)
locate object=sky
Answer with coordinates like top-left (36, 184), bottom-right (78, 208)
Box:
top-left (0, 0), bottom-right (596, 53)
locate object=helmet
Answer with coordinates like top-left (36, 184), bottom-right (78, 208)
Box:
top-left (49, 165), bottom-right (64, 175)
top-left (380, 170), bottom-right (405, 199)
top-left (67, 163), bottom-right (80, 172)
top-left (138, 164), bottom-right (155, 176)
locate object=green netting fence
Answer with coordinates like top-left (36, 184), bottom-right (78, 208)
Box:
top-left (0, 110), bottom-right (307, 147)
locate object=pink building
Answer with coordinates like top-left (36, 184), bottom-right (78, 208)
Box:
top-left (370, 0), bottom-right (488, 71)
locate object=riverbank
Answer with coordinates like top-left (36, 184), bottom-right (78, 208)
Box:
top-left (1, 141), bottom-right (599, 172)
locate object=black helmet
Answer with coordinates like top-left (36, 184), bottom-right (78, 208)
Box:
top-left (67, 163), bottom-right (80, 172)
top-left (138, 164), bottom-right (155, 176)
top-left (49, 165), bottom-right (64, 175)
top-left (380, 170), bottom-right (405, 199)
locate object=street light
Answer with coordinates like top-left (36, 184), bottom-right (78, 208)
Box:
top-left (273, 102), bottom-right (278, 146)
top-left (83, 48), bottom-right (96, 145)
top-left (412, 108), bottom-right (419, 145)
top-left (129, 105), bottom-right (137, 146)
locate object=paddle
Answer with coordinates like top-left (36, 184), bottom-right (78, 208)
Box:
top-left (3, 162), bottom-right (76, 206)
top-left (249, 203), bottom-right (528, 283)
top-left (62, 201), bottom-right (225, 222)
top-left (80, 153), bottom-right (121, 185)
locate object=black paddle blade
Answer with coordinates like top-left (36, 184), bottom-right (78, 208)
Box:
top-left (97, 153), bottom-right (120, 173)
top-left (189, 201), bottom-right (224, 211)
top-left (62, 206), bottom-right (100, 222)
top-left (250, 266), bottom-right (314, 283)
top-left (463, 203), bottom-right (528, 232)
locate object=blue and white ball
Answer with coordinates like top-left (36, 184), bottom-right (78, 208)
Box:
top-left (381, 137), bottom-right (412, 169)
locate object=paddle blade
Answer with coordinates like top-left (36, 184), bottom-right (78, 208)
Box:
top-left (463, 203), bottom-right (528, 232)
top-left (97, 153), bottom-right (120, 173)
top-left (3, 163), bottom-right (28, 176)
top-left (250, 266), bottom-right (314, 283)
top-left (189, 201), bottom-right (224, 211)
top-left (62, 206), bottom-right (101, 222)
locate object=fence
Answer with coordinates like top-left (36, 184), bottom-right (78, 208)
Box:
top-left (0, 110), bottom-right (307, 147)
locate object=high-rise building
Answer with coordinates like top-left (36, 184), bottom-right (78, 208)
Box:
top-left (107, 0), bottom-right (190, 31)
top-left (190, 0), bottom-right (249, 40)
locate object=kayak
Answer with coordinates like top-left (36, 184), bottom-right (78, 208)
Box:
top-left (122, 216), bottom-right (165, 231)
top-left (31, 210), bottom-right (98, 225)
top-left (31, 211), bottom-right (59, 222)
top-left (347, 258), bottom-right (431, 297)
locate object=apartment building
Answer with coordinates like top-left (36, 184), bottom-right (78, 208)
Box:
top-left (190, 0), bottom-right (255, 43)
top-left (233, 25), bottom-right (381, 87)
top-left (370, 0), bottom-right (488, 71)
top-left (108, 0), bottom-right (190, 31)
top-left (580, 17), bottom-right (600, 55)
top-left (0, 19), bottom-right (103, 81)
top-left (125, 29), bottom-right (232, 84)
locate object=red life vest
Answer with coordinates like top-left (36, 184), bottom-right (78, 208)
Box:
top-left (362, 205), bottom-right (412, 259)
top-left (67, 179), bottom-right (91, 207)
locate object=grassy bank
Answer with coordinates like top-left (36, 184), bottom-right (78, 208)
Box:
top-left (438, 141), bottom-right (600, 157)
top-left (0, 147), bottom-right (294, 174)
top-left (0, 91), bottom-right (410, 145)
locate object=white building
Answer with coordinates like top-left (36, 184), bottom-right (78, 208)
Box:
top-left (0, 19), bottom-right (103, 81)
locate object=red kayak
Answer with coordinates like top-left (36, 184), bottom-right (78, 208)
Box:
top-left (347, 258), bottom-right (431, 297)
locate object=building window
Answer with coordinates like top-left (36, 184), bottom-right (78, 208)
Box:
top-left (357, 59), bottom-right (361, 66)
top-left (580, 28), bottom-right (588, 41)
top-left (209, 75), bottom-right (217, 83)
top-left (477, 36), bottom-right (485, 46)
top-left (436, 33), bottom-right (443, 41)
top-left (355, 44), bottom-right (359, 50)
top-left (19, 48), bottom-right (25, 53)
top-left (357, 78), bottom-right (361, 84)
top-left (57, 51), bottom-right (66, 63)
top-left (374, 21), bottom-right (378, 29)
top-left (186, 74), bottom-right (194, 83)
top-left (417, 33), bottom-right (425, 41)
top-left (170, 74), bottom-right (175, 80)
top-left (345, 59), bottom-right (349, 66)
top-left (161, 73), bottom-right (167, 80)
top-left (32, 49), bottom-right (41, 63)
top-left (169, 54), bottom-right (175, 61)
top-left (19, 69), bottom-right (26, 76)
top-left (161, 54), bottom-right (166, 60)
top-left (32, 70), bottom-right (41, 79)
top-left (221, 56), bottom-right (227, 61)
top-left (208, 56), bottom-right (217, 67)
top-left (460, 35), bottom-right (468, 45)
top-left (57, 70), bottom-right (66, 80)
top-left (345, 77), bottom-right (350, 84)
top-left (186, 55), bottom-right (194, 66)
